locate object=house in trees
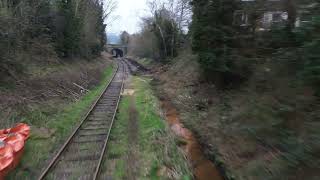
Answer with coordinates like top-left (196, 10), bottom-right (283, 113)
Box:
top-left (233, 0), bottom-right (289, 31)
top-left (233, 0), bottom-right (318, 31)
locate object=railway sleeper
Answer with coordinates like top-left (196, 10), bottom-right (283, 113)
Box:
top-left (84, 121), bottom-right (109, 126)
top-left (91, 109), bottom-right (114, 113)
top-left (98, 99), bottom-right (118, 102)
top-left (66, 142), bottom-right (104, 152)
top-left (52, 160), bottom-right (97, 174)
top-left (73, 134), bottom-right (106, 142)
top-left (89, 113), bottom-right (109, 116)
top-left (86, 118), bottom-right (110, 122)
top-left (99, 99), bottom-right (119, 103)
top-left (92, 109), bottom-right (115, 113)
top-left (99, 96), bottom-right (119, 100)
top-left (99, 98), bottom-right (118, 101)
top-left (81, 126), bottom-right (109, 130)
top-left (87, 115), bottom-right (113, 119)
top-left (96, 104), bottom-right (117, 107)
top-left (61, 153), bottom-right (101, 162)
top-left (77, 131), bottom-right (108, 136)
top-left (89, 112), bottom-right (111, 116)
top-left (47, 172), bottom-right (93, 180)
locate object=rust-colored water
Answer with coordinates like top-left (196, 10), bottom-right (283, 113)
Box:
top-left (161, 101), bottom-right (223, 180)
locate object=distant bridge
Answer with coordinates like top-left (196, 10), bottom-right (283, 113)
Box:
top-left (106, 44), bottom-right (128, 56)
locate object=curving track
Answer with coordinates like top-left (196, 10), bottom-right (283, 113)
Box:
top-left (38, 58), bottom-right (129, 180)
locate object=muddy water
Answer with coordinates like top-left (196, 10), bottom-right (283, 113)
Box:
top-left (161, 101), bottom-right (223, 180)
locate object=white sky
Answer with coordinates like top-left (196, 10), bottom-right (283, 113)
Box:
top-left (106, 0), bottom-right (150, 34)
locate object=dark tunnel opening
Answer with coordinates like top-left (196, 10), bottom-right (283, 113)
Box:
top-left (111, 48), bottom-right (124, 58)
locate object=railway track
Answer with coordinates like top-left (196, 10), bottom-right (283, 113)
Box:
top-left (38, 58), bottom-right (129, 180)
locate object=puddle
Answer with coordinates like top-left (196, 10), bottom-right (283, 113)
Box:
top-left (161, 100), bottom-right (223, 180)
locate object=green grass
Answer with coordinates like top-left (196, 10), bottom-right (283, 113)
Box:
top-left (136, 58), bottom-right (155, 68)
top-left (134, 77), bottom-right (191, 180)
top-left (7, 64), bottom-right (115, 180)
top-left (105, 76), bottom-right (191, 179)
top-left (101, 96), bottom-right (130, 179)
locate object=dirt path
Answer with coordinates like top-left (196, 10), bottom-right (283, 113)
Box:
top-left (126, 93), bottom-right (139, 180)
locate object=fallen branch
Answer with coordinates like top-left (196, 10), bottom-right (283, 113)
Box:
top-left (73, 83), bottom-right (90, 93)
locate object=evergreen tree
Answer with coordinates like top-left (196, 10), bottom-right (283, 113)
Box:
top-left (191, 0), bottom-right (241, 85)
top-left (56, 0), bottom-right (82, 57)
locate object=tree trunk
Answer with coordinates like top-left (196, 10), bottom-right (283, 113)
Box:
top-left (156, 23), bottom-right (167, 58)
top-left (171, 20), bottom-right (175, 58)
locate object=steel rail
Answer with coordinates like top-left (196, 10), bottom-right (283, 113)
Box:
top-left (93, 60), bottom-right (125, 179)
top-left (38, 60), bottom-right (122, 180)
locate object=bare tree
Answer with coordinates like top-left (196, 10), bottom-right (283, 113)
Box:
top-left (133, 0), bottom-right (192, 59)
top-left (174, 0), bottom-right (192, 33)
top-left (103, 0), bottom-right (118, 25)
top-left (148, 0), bottom-right (168, 57)
top-left (168, 0), bottom-right (176, 57)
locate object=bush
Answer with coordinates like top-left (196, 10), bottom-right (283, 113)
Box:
top-left (198, 50), bottom-right (252, 88)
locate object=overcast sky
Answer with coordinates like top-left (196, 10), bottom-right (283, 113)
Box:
top-left (106, 0), bottom-right (150, 34)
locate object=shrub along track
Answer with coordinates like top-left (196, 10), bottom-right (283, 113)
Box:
top-left (38, 58), bottom-right (129, 180)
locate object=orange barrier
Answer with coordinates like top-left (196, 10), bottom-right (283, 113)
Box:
top-left (1, 123), bottom-right (30, 141)
top-left (0, 123), bottom-right (30, 179)
top-left (0, 142), bottom-right (14, 180)
top-left (4, 134), bottom-right (25, 168)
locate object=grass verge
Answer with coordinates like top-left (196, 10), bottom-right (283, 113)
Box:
top-left (8, 63), bottom-right (115, 180)
top-left (134, 58), bottom-right (157, 69)
top-left (104, 76), bottom-right (191, 179)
